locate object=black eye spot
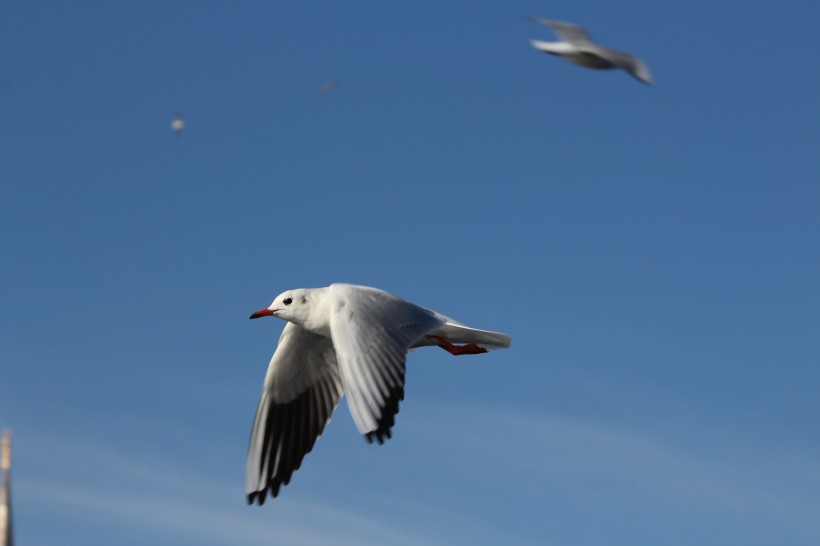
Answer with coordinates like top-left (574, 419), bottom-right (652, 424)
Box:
top-left (283, 297), bottom-right (293, 306)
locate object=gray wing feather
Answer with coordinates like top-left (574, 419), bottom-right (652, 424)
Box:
top-left (524, 17), bottom-right (595, 45)
top-left (547, 20), bottom-right (595, 45)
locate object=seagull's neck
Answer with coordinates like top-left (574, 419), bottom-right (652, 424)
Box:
top-left (297, 287), bottom-right (332, 338)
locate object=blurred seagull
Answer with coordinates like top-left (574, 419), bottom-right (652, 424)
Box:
top-left (246, 283), bottom-right (511, 503)
top-left (170, 112), bottom-right (184, 137)
top-left (317, 79), bottom-right (339, 95)
top-left (524, 17), bottom-right (653, 85)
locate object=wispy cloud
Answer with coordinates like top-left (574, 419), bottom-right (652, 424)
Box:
top-left (13, 435), bottom-right (429, 546)
top-left (400, 399), bottom-right (820, 544)
top-left (9, 400), bottom-right (820, 546)
top-left (20, 480), bottom-right (417, 546)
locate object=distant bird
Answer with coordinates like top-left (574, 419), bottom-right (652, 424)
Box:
top-left (317, 79), bottom-right (339, 95)
top-left (246, 283), bottom-right (511, 503)
top-left (524, 17), bottom-right (653, 85)
top-left (170, 112), bottom-right (184, 137)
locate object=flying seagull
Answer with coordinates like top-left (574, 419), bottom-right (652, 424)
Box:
top-left (317, 79), bottom-right (339, 95)
top-left (524, 17), bottom-right (653, 85)
top-left (246, 283), bottom-right (511, 504)
top-left (171, 112), bottom-right (184, 137)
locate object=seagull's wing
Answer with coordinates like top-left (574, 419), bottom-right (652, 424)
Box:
top-left (328, 284), bottom-right (442, 444)
top-left (546, 20), bottom-right (595, 45)
top-left (599, 48), bottom-right (653, 85)
top-left (246, 322), bottom-right (342, 504)
top-left (524, 17), bottom-right (595, 46)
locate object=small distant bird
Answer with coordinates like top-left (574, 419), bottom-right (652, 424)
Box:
top-left (246, 283), bottom-right (511, 503)
top-left (524, 17), bottom-right (653, 85)
top-left (170, 112), bottom-right (184, 137)
top-left (317, 79), bottom-right (339, 95)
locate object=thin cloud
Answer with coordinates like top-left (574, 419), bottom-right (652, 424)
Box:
top-left (14, 435), bottom-right (425, 546)
top-left (20, 480), bottom-right (415, 546)
top-left (405, 400), bottom-right (820, 542)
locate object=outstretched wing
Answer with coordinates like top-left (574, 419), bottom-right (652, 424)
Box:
top-left (328, 284), bottom-right (442, 444)
top-left (524, 17), bottom-right (595, 46)
top-left (600, 48), bottom-right (654, 85)
top-left (246, 322), bottom-right (343, 504)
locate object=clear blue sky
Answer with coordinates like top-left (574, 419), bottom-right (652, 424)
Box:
top-left (1, 1), bottom-right (819, 544)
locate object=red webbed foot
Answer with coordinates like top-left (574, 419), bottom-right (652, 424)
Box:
top-left (430, 336), bottom-right (489, 356)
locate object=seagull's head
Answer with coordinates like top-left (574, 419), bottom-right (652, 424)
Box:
top-left (249, 289), bottom-right (311, 325)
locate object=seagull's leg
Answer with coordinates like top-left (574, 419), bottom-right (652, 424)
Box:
top-left (429, 336), bottom-right (488, 356)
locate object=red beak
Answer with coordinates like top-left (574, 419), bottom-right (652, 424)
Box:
top-left (249, 308), bottom-right (275, 320)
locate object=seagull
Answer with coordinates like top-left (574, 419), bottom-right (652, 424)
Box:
top-left (524, 17), bottom-right (653, 85)
top-left (171, 112), bottom-right (184, 137)
top-left (317, 79), bottom-right (339, 95)
top-left (246, 283), bottom-right (511, 504)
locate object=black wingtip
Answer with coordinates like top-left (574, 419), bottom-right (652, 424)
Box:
top-left (247, 485), bottom-right (281, 505)
top-left (364, 428), bottom-right (393, 445)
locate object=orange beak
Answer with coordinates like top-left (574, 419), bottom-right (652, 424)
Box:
top-left (249, 308), bottom-right (275, 320)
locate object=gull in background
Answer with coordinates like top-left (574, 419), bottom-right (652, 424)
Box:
top-left (246, 283), bottom-right (511, 503)
top-left (170, 112), bottom-right (184, 137)
top-left (317, 79), bottom-right (339, 95)
top-left (524, 17), bottom-right (653, 85)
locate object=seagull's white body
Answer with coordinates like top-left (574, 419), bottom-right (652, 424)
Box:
top-left (525, 18), bottom-right (653, 85)
top-left (171, 113), bottom-right (184, 137)
top-left (246, 283), bottom-right (510, 503)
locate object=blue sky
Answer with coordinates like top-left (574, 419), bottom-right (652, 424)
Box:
top-left (1, 1), bottom-right (819, 544)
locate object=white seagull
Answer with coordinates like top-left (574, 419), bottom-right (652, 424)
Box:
top-left (246, 283), bottom-right (511, 503)
top-left (525, 17), bottom-right (653, 85)
top-left (171, 112), bottom-right (184, 137)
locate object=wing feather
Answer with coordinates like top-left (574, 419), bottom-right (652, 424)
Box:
top-left (599, 47), bottom-right (653, 85)
top-left (246, 322), bottom-right (343, 504)
top-left (328, 284), bottom-right (442, 444)
top-left (524, 17), bottom-right (595, 45)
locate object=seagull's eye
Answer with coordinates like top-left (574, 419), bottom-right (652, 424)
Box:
top-left (283, 297), bottom-right (293, 306)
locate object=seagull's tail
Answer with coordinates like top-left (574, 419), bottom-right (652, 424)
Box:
top-left (433, 322), bottom-right (512, 351)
